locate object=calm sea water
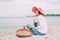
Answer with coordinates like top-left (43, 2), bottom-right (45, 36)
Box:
top-left (0, 16), bottom-right (60, 29)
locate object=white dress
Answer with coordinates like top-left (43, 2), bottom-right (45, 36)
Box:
top-left (33, 15), bottom-right (48, 34)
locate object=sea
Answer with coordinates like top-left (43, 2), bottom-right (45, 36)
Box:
top-left (0, 16), bottom-right (60, 29)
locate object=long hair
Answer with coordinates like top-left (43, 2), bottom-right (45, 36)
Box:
top-left (37, 9), bottom-right (45, 16)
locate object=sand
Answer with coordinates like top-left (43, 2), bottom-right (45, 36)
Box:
top-left (0, 25), bottom-right (60, 40)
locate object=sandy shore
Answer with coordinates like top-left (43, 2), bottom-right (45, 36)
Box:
top-left (0, 25), bottom-right (60, 40)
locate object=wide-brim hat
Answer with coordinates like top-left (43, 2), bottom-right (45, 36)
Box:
top-left (32, 6), bottom-right (45, 16)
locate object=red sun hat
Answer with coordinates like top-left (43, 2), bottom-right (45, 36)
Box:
top-left (32, 6), bottom-right (45, 16)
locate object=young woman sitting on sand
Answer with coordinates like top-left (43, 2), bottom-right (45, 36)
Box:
top-left (26, 6), bottom-right (48, 35)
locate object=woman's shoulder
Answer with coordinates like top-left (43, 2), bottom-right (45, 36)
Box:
top-left (38, 15), bottom-right (46, 20)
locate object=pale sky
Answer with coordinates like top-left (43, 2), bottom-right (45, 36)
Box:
top-left (0, 0), bottom-right (60, 17)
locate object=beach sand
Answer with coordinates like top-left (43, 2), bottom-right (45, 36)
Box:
top-left (0, 25), bottom-right (60, 40)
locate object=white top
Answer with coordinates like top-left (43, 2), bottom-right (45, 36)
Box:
top-left (33, 15), bottom-right (48, 34)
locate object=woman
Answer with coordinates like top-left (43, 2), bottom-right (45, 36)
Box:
top-left (26, 6), bottom-right (48, 35)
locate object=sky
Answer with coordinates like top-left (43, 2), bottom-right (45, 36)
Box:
top-left (0, 0), bottom-right (60, 17)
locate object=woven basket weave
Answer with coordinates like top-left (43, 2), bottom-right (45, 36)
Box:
top-left (16, 26), bottom-right (32, 38)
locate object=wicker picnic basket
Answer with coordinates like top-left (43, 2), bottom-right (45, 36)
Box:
top-left (16, 26), bottom-right (32, 38)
